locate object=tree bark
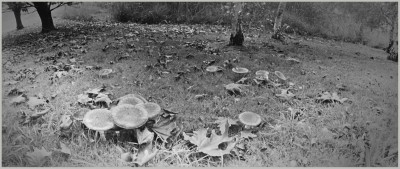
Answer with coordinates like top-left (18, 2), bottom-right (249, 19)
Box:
top-left (33, 2), bottom-right (56, 33)
top-left (229, 2), bottom-right (244, 46)
top-left (272, 2), bottom-right (286, 40)
top-left (12, 7), bottom-right (24, 30)
top-left (387, 8), bottom-right (398, 62)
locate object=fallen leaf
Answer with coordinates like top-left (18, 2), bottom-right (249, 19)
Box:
top-left (183, 119), bottom-right (237, 156)
top-left (27, 97), bottom-right (47, 110)
top-left (133, 143), bottom-right (159, 166)
top-left (85, 86), bottom-right (105, 96)
top-left (121, 152), bottom-right (133, 162)
top-left (59, 142), bottom-right (71, 156)
top-left (136, 127), bottom-right (155, 145)
top-left (77, 94), bottom-right (92, 105)
top-left (152, 116), bottom-right (177, 143)
top-left (240, 130), bottom-right (257, 139)
top-left (94, 93), bottom-right (112, 108)
top-left (53, 71), bottom-right (68, 78)
top-left (224, 83), bottom-right (246, 95)
top-left (316, 92), bottom-right (348, 104)
top-left (25, 147), bottom-right (52, 167)
top-left (214, 117), bottom-right (238, 134)
top-left (275, 89), bottom-right (295, 100)
top-left (31, 108), bottom-right (51, 119)
top-left (59, 115), bottom-right (73, 130)
top-left (10, 95), bottom-right (27, 105)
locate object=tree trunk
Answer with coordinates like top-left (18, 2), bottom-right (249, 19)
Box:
top-left (387, 8), bottom-right (398, 62)
top-left (33, 2), bottom-right (56, 33)
top-left (229, 2), bottom-right (244, 46)
top-left (272, 2), bottom-right (286, 40)
top-left (12, 8), bottom-right (24, 30)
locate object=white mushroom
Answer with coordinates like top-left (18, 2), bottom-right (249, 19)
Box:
top-left (118, 94), bottom-right (148, 103)
top-left (82, 109), bottom-right (115, 141)
top-left (238, 111), bottom-right (262, 129)
top-left (206, 66), bottom-right (223, 73)
top-left (111, 104), bottom-right (148, 129)
top-left (274, 71), bottom-right (287, 81)
top-left (135, 102), bottom-right (162, 119)
top-left (255, 70), bottom-right (269, 81)
top-left (232, 67), bottom-right (249, 74)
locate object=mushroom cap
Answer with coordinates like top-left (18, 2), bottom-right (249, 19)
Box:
top-left (232, 67), bottom-right (249, 74)
top-left (119, 94), bottom-right (148, 103)
top-left (255, 70), bottom-right (269, 80)
top-left (99, 69), bottom-right (113, 76)
top-left (206, 66), bottom-right (222, 73)
top-left (274, 71), bottom-right (287, 80)
top-left (238, 111), bottom-right (262, 126)
top-left (135, 102), bottom-right (162, 119)
top-left (118, 95), bottom-right (145, 106)
top-left (111, 104), bottom-right (148, 129)
top-left (82, 109), bottom-right (115, 131)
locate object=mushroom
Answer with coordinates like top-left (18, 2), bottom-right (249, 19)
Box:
top-left (111, 104), bottom-right (148, 129)
top-left (118, 94), bottom-right (148, 103)
top-left (82, 109), bottom-right (115, 141)
top-left (255, 70), bottom-right (269, 81)
top-left (206, 66), bottom-right (223, 73)
top-left (274, 71), bottom-right (287, 81)
top-left (135, 102), bottom-right (162, 119)
top-left (98, 69), bottom-right (113, 78)
top-left (232, 67), bottom-right (249, 81)
top-left (238, 111), bottom-right (262, 129)
top-left (232, 67), bottom-right (249, 74)
top-left (118, 95), bottom-right (146, 106)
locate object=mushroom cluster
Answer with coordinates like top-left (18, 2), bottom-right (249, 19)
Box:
top-left (81, 93), bottom-right (163, 140)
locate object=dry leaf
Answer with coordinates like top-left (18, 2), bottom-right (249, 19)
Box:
top-left (59, 142), bottom-right (71, 156)
top-left (53, 71), bottom-right (68, 78)
top-left (136, 127), bottom-right (155, 145)
top-left (59, 115), bottom-right (73, 130)
top-left (10, 95), bottom-right (27, 105)
top-left (183, 119), bottom-right (237, 156)
top-left (31, 108), bottom-right (51, 119)
top-left (25, 147), bottom-right (52, 167)
top-left (316, 92), bottom-right (348, 104)
top-left (94, 93), bottom-right (112, 108)
top-left (121, 152), bottom-right (133, 162)
top-left (27, 97), bottom-right (46, 110)
top-left (275, 89), bottom-right (295, 100)
top-left (214, 117), bottom-right (238, 134)
top-left (77, 94), bottom-right (92, 105)
top-left (152, 116), bottom-right (177, 143)
top-left (240, 130), bottom-right (257, 139)
top-left (224, 83), bottom-right (247, 95)
top-left (133, 143), bottom-right (159, 166)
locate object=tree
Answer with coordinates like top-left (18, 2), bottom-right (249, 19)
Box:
top-left (32, 2), bottom-right (75, 33)
top-left (4, 2), bottom-right (29, 30)
top-left (229, 2), bottom-right (244, 46)
top-left (383, 3), bottom-right (398, 62)
top-left (271, 2), bottom-right (286, 40)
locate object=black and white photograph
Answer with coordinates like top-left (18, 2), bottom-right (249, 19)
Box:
top-left (2, 1), bottom-right (398, 167)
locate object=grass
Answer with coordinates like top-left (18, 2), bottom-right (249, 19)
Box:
top-left (2, 17), bottom-right (398, 167)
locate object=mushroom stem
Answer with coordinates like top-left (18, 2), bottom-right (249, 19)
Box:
top-left (99, 131), bottom-right (107, 142)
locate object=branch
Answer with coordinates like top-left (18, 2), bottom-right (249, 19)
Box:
top-left (24, 2), bottom-right (34, 8)
top-left (50, 2), bottom-right (65, 11)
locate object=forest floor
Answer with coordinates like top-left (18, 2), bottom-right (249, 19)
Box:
top-left (2, 18), bottom-right (398, 167)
